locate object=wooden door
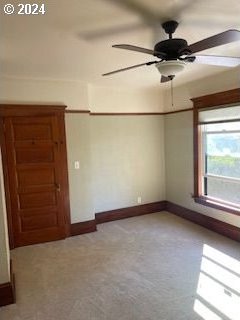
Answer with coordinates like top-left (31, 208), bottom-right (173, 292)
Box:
top-left (3, 112), bottom-right (70, 247)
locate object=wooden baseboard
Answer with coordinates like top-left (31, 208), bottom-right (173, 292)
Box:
top-left (70, 219), bottom-right (97, 236)
top-left (72, 201), bottom-right (240, 243)
top-left (0, 261), bottom-right (15, 307)
top-left (95, 201), bottom-right (167, 224)
top-left (166, 201), bottom-right (240, 242)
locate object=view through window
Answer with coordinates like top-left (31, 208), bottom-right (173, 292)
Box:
top-left (201, 121), bottom-right (240, 206)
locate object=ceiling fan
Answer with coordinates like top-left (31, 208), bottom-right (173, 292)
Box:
top-left (102, 20), bottom-right (240, 83)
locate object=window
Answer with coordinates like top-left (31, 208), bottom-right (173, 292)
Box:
top-left (201, 121), bottom-right (240, 205)
top-left (192, 88), bottom-right (240, 215)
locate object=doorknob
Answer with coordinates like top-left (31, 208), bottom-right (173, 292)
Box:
top-left (55, 183), bottom-right (61, 192)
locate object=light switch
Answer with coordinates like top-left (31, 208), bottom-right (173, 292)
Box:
top-left (74, 161), bottom-right (80, 169)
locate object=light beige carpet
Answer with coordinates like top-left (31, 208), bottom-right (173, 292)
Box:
top-left (0, 212), bottom-right (239, 320)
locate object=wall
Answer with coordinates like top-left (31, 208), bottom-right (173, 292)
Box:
top-left (41, 112), bottom-right (166, 223)
top-left (66, 114), bottom-right (166, 220)
top-left (165, 111), bottom-right (240, 228)
top-left (0, 151), bottom-right (10, 284)
top-left (88, 85), bottom-right (164, 113)
top-left (65, 114), bottom-right (94, 223)
top-left (0, 77), bottom-right (89, 110)
top-left (163, 67), bottom-right (240, 112)
top-left (0, 77), bottom-right (164, 113)
top-left (90, 115), bottom-right (165, 213)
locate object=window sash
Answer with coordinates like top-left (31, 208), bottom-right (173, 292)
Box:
top-left (203, 173), bottom-right (240, 184)
top-left (201, 126), bottom-right (240, 202)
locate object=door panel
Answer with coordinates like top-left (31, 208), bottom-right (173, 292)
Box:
top-left (4, 114), bottom-right (69, 247)
top-left (15, 146), bottom-right (54, 163)
top-left (21, 213), bottom-right (58, 232)
top-left (17, 166), bottom-right (55, 186)
top-left (18, 191), bottom-right (57, 209)
top-left (13, 119), bottom-right (53, 141)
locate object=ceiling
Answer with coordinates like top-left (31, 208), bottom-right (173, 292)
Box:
top-left (1, 0), bottom-right (240, 88)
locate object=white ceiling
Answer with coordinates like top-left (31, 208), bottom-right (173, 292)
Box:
top-left (1, 0), bottom-right (240, 88)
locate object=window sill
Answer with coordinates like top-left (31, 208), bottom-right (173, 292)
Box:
top-left (193, 196), bottom-right (240, 216)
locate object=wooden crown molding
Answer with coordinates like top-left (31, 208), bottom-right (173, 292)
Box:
top-left (65, 110), bottom-right (90, 114)
top-left (0, 105), bottom-right (194, 116)
top-left (65, 109), bottom-right (194, 116)
top-left (90, 112), bottom-right (164, 116)
top-left (164, 107), bottom-right (194, 115)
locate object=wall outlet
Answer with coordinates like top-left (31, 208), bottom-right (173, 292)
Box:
top-left (137, 196), bottom-right (142, 204)
top-left (74, 161), bottom-right (80, 169)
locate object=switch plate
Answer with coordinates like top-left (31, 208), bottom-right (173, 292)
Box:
top-left (137, 197), bottom-right (142, 204)
top-left (74, 161), bottom-right (80, 169)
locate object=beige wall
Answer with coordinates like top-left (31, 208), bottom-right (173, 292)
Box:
top-left (0, 77), bottom-right (164, 113)
top-left (65, 114), bottom-right (165, 221)
top-left (0, 152), bottom-right (10, 284)
top-left (165, 111), bottom-right (240, 228)
top-left (88, 85), bottom-right (164, 113)
top-left (90, 115), bottom-right (165, 213)
top-left (0, 77), bottom-right (89, 110)
top-left (163, 67), bottom-right (240, 112)
top-left (65, 114), bottom-right (94, 223)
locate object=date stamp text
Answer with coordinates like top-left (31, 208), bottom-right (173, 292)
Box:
top-left (3, 3), bottom-right (46, 15)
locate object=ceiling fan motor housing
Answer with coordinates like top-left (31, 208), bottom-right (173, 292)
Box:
top-left (154, 39), bottom-right (189, 59)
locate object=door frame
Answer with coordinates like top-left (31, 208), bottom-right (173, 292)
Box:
top-left (0, 104), bottom-right (71, 249)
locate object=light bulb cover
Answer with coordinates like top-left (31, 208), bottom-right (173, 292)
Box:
top-left (156, 60), bottom-right (186, 76)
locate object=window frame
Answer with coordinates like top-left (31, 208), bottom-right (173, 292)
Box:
top-left (192, 88), bottom-right (240, 216)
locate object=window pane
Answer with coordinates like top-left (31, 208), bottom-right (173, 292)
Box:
top-left (205, 133), bottom-right (240, 178)
top-left (206, 177), bottom-right (240, 205)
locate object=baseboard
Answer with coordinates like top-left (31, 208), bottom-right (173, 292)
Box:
top-left (70, 201), bottom-right (240, 243)
top-left (0, 261), bottom-right (15, 307)
top-left (95, 201), bottom-right (167, 224)
top-left (70, 219), bottom-right (97, 236)
top-left (166, 201), bottom-right (240, 242)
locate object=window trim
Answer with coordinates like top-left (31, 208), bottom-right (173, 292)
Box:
top-left (192, 88), bottom-right (240, 216)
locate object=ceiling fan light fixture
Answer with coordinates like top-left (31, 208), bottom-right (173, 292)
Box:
top-left (155, 60), bottom-right (186, 76)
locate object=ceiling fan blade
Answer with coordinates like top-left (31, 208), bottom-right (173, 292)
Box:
top-left (112, 44), bottom-right (166, 58)
top-left (102, 61), bottom-right (158, 76)
top-left (188, 29), bottom-right (240, 54)
top-left (161, 75), bottom-right (175, 83)
top-left (191, 54), bottom-right (240, 67)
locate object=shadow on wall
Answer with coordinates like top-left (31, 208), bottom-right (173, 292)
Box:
top-left (194, 244), bottom-right (240, 320)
